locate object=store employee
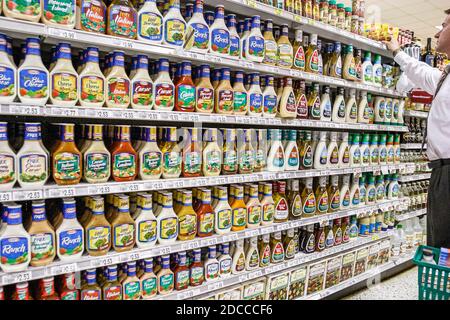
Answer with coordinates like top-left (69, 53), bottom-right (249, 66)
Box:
top-left (385, 9), bottom-right (450, 248)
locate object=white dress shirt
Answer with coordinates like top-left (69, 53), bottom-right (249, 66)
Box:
top-left (394, 51), bottom-right (450, 161)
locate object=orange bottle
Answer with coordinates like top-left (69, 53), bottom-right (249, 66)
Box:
top-left (110, 125), bottom-right (138, 182)
top-left (231, 185), bottom-right (247, 231)
top-left (195, 188), bottom-right (215, 237)
top-left (175, 61), bottom-right (196, 112)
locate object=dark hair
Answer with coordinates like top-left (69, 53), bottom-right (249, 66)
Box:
top-left (446, 8), bottom-right (450, 14)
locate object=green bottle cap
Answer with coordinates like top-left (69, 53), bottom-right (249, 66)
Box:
top-left (288, 130), bottom-right (297, 141)
top-left (370, 134), bottom-right (379, 145)
top-left (387, 134), bottom-right (394, 144)
top-left (353, 134), bottom-right (361, 144)
top-left (359, 174), bottom-right (366, 184)
top-left (379, 134), bottom-right (387, 144)
top-left (337, 3), bottom-right (345, 9)
top-left (374, 54), bottom-right (381, 62)
top-left (329, 0), bottom-right (336, 5)
top-left (364, 52), bottom-right (372, 61)
top-left (362, 134), bottom-right (370, 144)
top-left (368, 175), bottom-right (375, 184)
top-left (304, 130), bottom-right (312, 140)
top-left (345, 7), bottom-right (352, 12)
top-left (394, 134), bottom-right (400, 143)
top-left (376, 174), bottom-right (384, 182)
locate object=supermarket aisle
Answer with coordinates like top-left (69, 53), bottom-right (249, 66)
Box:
top-left (343, 267), bottom-right (418, 300)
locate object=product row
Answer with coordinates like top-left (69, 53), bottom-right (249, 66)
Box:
top-left (0, 36), bottom-right (403, 121)
top-left (401, 181), bottom-right (428, 212)
top-left (401, 152), bottom-right (429, 174)
top-left (0, 173), bottom-right (401, 272)
top-left (391, 217), bottom-right (426, 259)
top-left (0, 122), bottom-right (404, 188)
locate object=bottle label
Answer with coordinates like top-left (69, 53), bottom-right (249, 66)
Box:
top-left (177, 84), bottom-right (196, 111)
top-left (249, 92), bottom-right (262, 114)
top-left (380, 148), bottom-right (387, 163)
top-left (375, 67), bottom-right (382, 84)
top-left (113, 223), bottom-right (134, 248)
top-left (196, 87), bottom-right (214, 112)
top-left (318, 193), bottom-right (328, 213)
top-left (350, 101), bottom-right (357, 119)
top-left (159, 274), bottom-right (174, 294)
top-left (132, 80), bottom-right (153, 107)
top-left (285, 91), bottom-right (296, 113)
top-left (305, 234), bottom-right (315, 253)
top-left (54, 152), bottom-right (80, 181)
top-left (206, 262), bottom-right (219, 280)
top-left (264, 41), bottom-right (278, 65)
top-left (179, 214), bottom-right (196, 237)
top-left (19, 154), bottom-right (47, 183)
top-left (232, 207), bottom-right (246, 227)
top-left (263, 94), bottom-right (277, 115)
top-left (188, 23), bottom-right (209, 49)
top-left (123, 281), bottom-right (140, 300)
top-left (138, 220), bottom-right (157, 243)
top-left (272, 146), bottom-right (284, 168)
top-left (294, 47), bottom-right (305, 69)
top-left (311, 97), bottom-right (320, 118)
top-left (113, 153), bottom-right (136, 178)
top-left (223, 150), bottom-right (237, 172)
top-left (164, 18), bottom-right (185, 46)
top-left (5, 0), bottom-right (40, 17)
top-left (233, 91), bottom-right (247, 113)
top-left (0, 154), bottom-right (14, 185)
top-left (163, 151), bottom-right (181, 175)
top-left (30, 232), bottom-right (54, 262)
top-left (343, 225), bottom-right (350, 242)
top-left (0, 66), bottom-right (15, 97)
top-left (308, 50), bottom-right (319, 72)
top-left (359, 224), bottom-right (369, 236)
top-left (335, 99), bottom-right (345, 118)
top-left (43, 0), bottom-right (75, 26)
top-left (272, 242), bottom-right (284, 262)
top-left (330, 191), bottom-right (340, 210)
top-left (107, 77), bottom-right (130, 106)
top-left (183, 151), bottom-right (200, 174)
top-left (248, 35), bottom-right (264, 58)
top-left (19, 69), bottom-right (48, 99)
top-left (393, 101), bottom-right (399, 120)
top-left (317, 232), bottom-right (326, 250)
top-left (247, 205), bottom-right (261, 225)
top-left (138, 12), bottom-right (163, 41)
top-left (371, 148), bottom-right (379, 163)
top-left (387, 148), bottom-right (394, 163)
top-left (205, 150), bottom-right (221, 174)
top-left (275, 198), bottom-right (288, 220)
top-left (296, 94), bottom-right (308, 118)
top-left (81, 289), bottom-right (101, 300)
top-left (217, 89), bottom-right (234, 112)
top-left (330, 147), bottom-right (339, 164)
top-left (362, 148), bottom-right (370, 164)
top-left (85, 153), bottom-right (109, 180)
top-left (303, 193), bottom-right (316, 215)
top-left (229, 35), bottom-right (240, 57)
top-left (352, 148), bottom-right (361, 165)
top-left (51, 72), bottom-right (77, 102)
top-left (255, 149), bottom-right (265, 169)
top-left (334, 228), bottom-right (342, 245)
top-left (80, 0), bottom-right (106, 33)
top-left (377, 101), bottom-right (385, 119)
top-left (392, 184), bottom-right (399, 197)
top-left (291, 195), bottom-right (302, 217)
top-left (342, 190), bottom-right (350, 207)
top-left (368, 188), bottom-right (376, 203)
top-left (142, 277), bottom-right (157, 298)
top-left (190, 266), bottom-right (204, 285)
top-left (217, 209), bottom-right (232, 230)
top-left (176, 270), bottom-right (189, 289)
top-left (199, 212), bottom-right (214, 234)
top-left (239, 150), bottom-right (254, 172)
top-left (262, 203), bottom-right (274, 222)
top-left (160, 217), bottom-right (177, 240)
top-left (377, 186), bottom-right (385, 200)
top-left (142, 151), bottom-right (162, 176)
top-left (320, 147), bottom-right (327, 165)
top-left (61, 290), bottom-right (79, 300)
top-left (211, 29), bottom-right (230, 54)
top-left (278, 44), bottom-right (293, 67)
top-left (109, 5), bottom-right (136, 38)
top-left (364, 65), bottom-right (373, 82)
top-left (86, 226), bottom-right (110, 251)
top-left (220, 257), bottom-right (232, 275)
top-left (58, 229), bottom-right (83, 256)
top-left (352, 189), bottom-right (360, 206)
top-left (80, 76), bottom-right (104, 103)
top-left (103, 286), bottom-right (122, 300)
top-left (260, 245), bottom-right (271, 266)
top-left (323, 100), bottom-right (332, 118)
top-left (301, 145), bottom-right (312, 168)
top-left (0, 237), bottom-right (28, 266)
top-left (154, 83), bottom-right (174, 109)
top-left (247, 249), bottom-right (259, 267)
top-left (288, 147), bottom-right (299, 167)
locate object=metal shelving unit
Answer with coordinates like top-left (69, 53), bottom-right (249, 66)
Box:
top-left (403, 110), bottom-right (429, 119)
top-left (400, 143), bottom-right (427, 150)
top-left (399, 173), bottom-right (431, 183)
top-left (396, 208), bottom-right (427, 221)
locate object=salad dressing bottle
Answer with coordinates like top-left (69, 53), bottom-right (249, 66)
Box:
top-left (52, 124), bottom-right (82, 185)
top-left (222, 128), bottom-right (238, 175)
top-left (56, 199), bottom-right (84, 262)
top-left (328, 176), bottom-right (340, 213)
top-left (262, 76), bottom-right (277, 117)
top-left (267, 129), bottom-right (285, 172)
top-left (226, 14), bottom-right (241, 58)
top-left (137, 0), bottom-right (163, 43)
top-left (135, 194), bottom-right (158, 248)
top-left (122, 262), bottom-right (141, 300)
top-left (196, 189), bottom-right (214, 237)
top-left (195, 65), bottom-right (214, 113)
top-left (189, 249), bottom-right (205, 286)
top-left (361, 52), bottom-right (374, 84)
top-left (245, 15), bottom-right (265, 63)
top-left (78, 47), bottom-right (105, 108)
top-left (305, 34), bottom-right (319, 74)
top-left (349, 133), bottom-right (361, 167)
top-left (106, 0), bottom-right (137, 38)
top-left (157, 193), bottom-right (178, 244)
top-left (83, 124), bottom-right (110, 183)
top-left (319, 85), bottom-right (332, 121)
top-left (204, 246), bottom-right (220, 281)
top-left (270, 232), bottom-right (285, 263)
top-left (296, 80), bottom-right (308, 119)
top-left (140, 259), bottom-right (157, 299)
top-left (157, 255), bottom-right (174, 295)
top-left (247, 73), bottom-right (263, 116)
top-left (214, 187), bottom-right (232, 234)
top-left (308, 83), bottom-right (321, 120)
top-left (173, 251), bottom-right (190, 290)
top-left (239, 18), bottom-right (251, 60)
top-left (287, 180), bottom-right (302, 220)
top-left (0, 34), bottom-right (16, 103)
top-left (357, 91), bottom-right (371, 124)
top-left (49, 43), bottom-right (78, 107)
top-left (331, 87), bottom-right (346, 123)
top-left (245, 237), bottom-right (260, 270)
top-left (260, 183), bottom-right (275, 226)
top-left (131, 55), bottom-right (153, 109)
top-left (84, 198), bottom-right (111, 256)
top-left (313, 131), bottom-right (327, 169)
top-left (293, 29), bottom-right (306, 71)
top-left (373, 54), bottom-right (383, 86)
top-left (185, 0), bottom-right (209, 52)
top-left (273, 181), bottom-right (289, 223)
top-left (231, 239), bottom-right (245, 274)
top-left (0, 122), bottom-right (16, 190)
top-left (154, 58), bottom-right (175, 111)
top-left (278, 77), bottom-right (297, 118)
top-left (246, 184), bottom-right (261, 229)
top-left (3, 0), bottom-right (41, 22)
top-left (327, 131), bottom-right (339, 168)
top-left (110, 196), bottom-right (135, 252)
top-left (237, 129), bottom-right (255, 174)
top-left (315, 176), bottom-right (329, 214)
top-left (284, 130), bottom-right (299, 171)
top-left (340, 175), bottom-right (351, 209)
top-left (139, 127), bottom-right (163, 180)
top-left (111, 125), bottom-right (137, 181)
top-left (209, 5), bottom-right (230, 56)
top-left (215, 68), bottom-right (234, 114)
top-left (361, 134), bottom-right (371, 166)
top-left (277, 24), bottom-right (293, 68)
top-left (161, 127), bottom-right (181, 179)
top-left (163, 0), bottom-right (186, 47)
top-left (202, 129), bottom-right (222, 176)
top-left (106, 51), bottom-right (130, 108)
top-left (102, 266), bottom-right (122, 300)
top-left (342, 44), bottom-right (357, 81)
top-left (345, 89), bottom-right (358, 123)
top-left (81, 270), bottom-right (101, 300)
top-left (263, 19), bottom-right (278, 66)
top-left (349, 175), bottom-right (361, 207)
top-left (174, 61), bottom-right (196, 112)
top-left (338, 132), bottom-right (350, 168)
top-left (218, 243), bottom-right (232, 277)
top-left (258, 234), bottom-right (271, 267)
top-left (231, 185), bottom-right (247, 231)
top-left (232, 70), bottom-right (248, 115)
top-left (299, 130), bottom-right (313, 170)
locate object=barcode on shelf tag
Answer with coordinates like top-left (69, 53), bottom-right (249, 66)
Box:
top-left (47, 28), bottom-right (76, 40)
top-left (10, 105), bottom-right (40, 115)
top-left (8, 271), bottom-right (32, 284)
top-left (159, 246), bottom-right (172, 255)
top-left (93, 256), bottom-right (117, 267)
top-left (51, 263), bottom-right (77, 275)
top-left (178, 290), bottom-right (194, 300)
top-left (249, 270), bottom-right (263, 279)
top-left (245, 230), bottom-right (260, 237)
top-left (0, 192), bottom-right (12, 202)
top-left (208, 281), bottom-right (224, 291)
top-left (181, 241), bottom-right (200, 251)
top-left (23, 190), bottom-right (43, 200)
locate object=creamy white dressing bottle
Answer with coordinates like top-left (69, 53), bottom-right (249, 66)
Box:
top-left (284, 130), bottom-right (299, 171)
top-left (391, 99), bottom-right (400, 126)
top-left (231, 239), bottom-right (245, 274)
top-left (349, 133), bottom-right (361, 167)
top-left (106, 51), bottom-right (130, 108)
top-left (245, 237), bottom-right (259, 271)
top-left (218, 243), bottom-right (232, 277)
top-left (204, 246), bottom-right (220, 282)
top-left (247, 73), bottom-right (263, 117)
top-left (327, 131), bottom-right (339, 168)
top-left (49, 43), bottom-right (78, 107)
top-left (313, 131), bottom-right (328, 169)
top-left (214, 187), bottom-right (232, 235)
top-left (262, 75), bottom-right (277, 117)
top-left (365, 175), bottom-right (376, 205)
top-left (239, 18), bottom-right (251, 60)
top-left (153, 58), bottom-right (175, 111)
top-left (131, 55), bottom-right (154, 109)
top-left (267, 129), bottom-right (285, 172)
top-left (0, 122), bottom-right (16, 191)
top-left (226, 14), bottom-right (241, 59)
top-left (78, 47), bottom-right (105, 108)
top-left (278, 77), bottom-right (296, 118)
top-left (349, 175), bottom-right (361, 207)
top-left (345, 88), bottom-right (358, 123)
top-left (245, 15), bottom-right (265, 63)
top-left (156, 193), bottom-right (178, 245)
top-left (374, 96), bottom-right (386, 124)
top-left (384, 98), bottom-right (393, 125)
top-left (163, 0), bottom-right (186, 47)
top-left (0, 34), bottom-right (16, 103)
top-left (185, 0), bottom-right (209, 53)
top-left (135, 194), bottom-right (158, 248)
top-left (338, 132), bottom-right (350, 168)
top-left (320, 85), bottom-right (332, 121)
top-left (331, 87), bottom-right (346, 123)
top-left (357, 91), bottom-right (370, 124)
top-left (202, 129), bottom-right (222, 177)
top-left (138, 0), bottom-right (164, 43)
top-left (373, 54), bottom-right (382, 87)
top-left (209, 5), bottom-right (230, 56)
top-left (378, 134), bottom-right (387, 165)
top-left (56, 199), bottom-right (84, 262)
top-left (359, 175), bottom-right (367, 206)
top-left (16, 123), bottom-right (49, 189)
top-left (361, 52), bottom-right (374, 85)
top-left (387, 174), bottom-right (400, 200)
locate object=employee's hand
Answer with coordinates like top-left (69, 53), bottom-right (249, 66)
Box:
top-left (384, 33), bottom-right (401, 56)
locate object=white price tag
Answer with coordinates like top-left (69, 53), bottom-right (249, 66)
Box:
top-left (23, 190), bottom-right (43, 200)
top-left (94, 109), bottom-right (112, 118)
top-left (249, 270), bottom-right (263, 279)
top-left (245, 229), bottom-right (260, 237)
top-left (128, 252), bottom-right (140, 261)
top-left (47, 28), bottom-right (76, 40)
top-left (121, 111), bottom-right (135, 119)
top-left (95, 185), bottom-right (112, 194)
top-left (9, 271), bottom-right (32, 284)
top-left (208, 281), bottom-right (224, 291)
top-left (61, 188), bottom-right (76, 197)
top-left (181, 241), bottom-right (200, 251)
top-left (0, 192), bottom-right (12, 202)
top-left (145, 112), bottom-right (158, 120)
top-left (223, 233), bottom-right (239, 242)
top-left (238, 274), bottom-right (248, 282)
top-left (125, 183), bottom-right (140, 192)
top-left (59, 108), bottom-right (78, 117)
top-left (113, 39), bottom-right (134, 49)
top-left (178, 290), bottom-right (194, 300)
top-left (201, 238), bottom-right (218, 247)
top-left (11, 105), bottom-right (40, 115)
top-left (264, 226), bottom-right (275, 234)
top-left (159, 246), bottom-right (172, 255)
top-left (287, 260), bottom-right (298, 268)
top-left (51, 263), bottom-right (77, 275)
top-left (94, 256), bottom-right (117, 267)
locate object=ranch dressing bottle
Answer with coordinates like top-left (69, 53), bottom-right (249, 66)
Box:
top-left (313, 131), bottom-right (327, 169)
top-left (137, 0), bottom-right (163, 43)
top-left (349, 133), bottom-right (362, 167)
top-left (360, 134), bottom-right (371, 167)
top-left (349, 175), bottom-right (361, 207)
top-left (338, 132), bottom-right (350, 168)
top-left (209, 5), bottom-right (230, 56)
top-left (42, 0), bottom-right (76, 29)
top-left (0, 205), bottom-right (31, 272)
top-left (267, 129), bottom-right (285, 172)
top-left (345, 88), bottom-right (358, 123)
top-left (17, 38), bottom-right (49, 105)
top-left (369, 134), bottom-right (379, 165)
top-left (278, 77), bottom-right (296, 118)
top-left (50, 43), bottom-right (78, 107)
top-left (320, 85), bottom-right (332, 121)
top-left (245, 15), bottom-right (265, 63)
top-left (373, 54), bottom-right (383, 87)
top-left (263, 19), bottom-right (278, 66)
top-left (245, 237), bottom-right (259, 270)
top-left (204, 246), bottom-right (220, 282)
top-left (3, 0), bottom-right (41, 22)
top-left (239, 18), bottom-right (251, 59)
top-left (56, 199), bottom-right (84, 262)
top-left (0, 34), bottom-right (16, 103)
top-left (218, 243), bottom-right (232, 277)
top-left (327, 131), bottom-right (339, 168)
top-left (357, 91), bottom-right (371, 124)
top-left (226, 14), bottom-right (240, 58)
top-left (361, 52), bottom-right (374, 84)
top-left (16, 123), bottom-right (49, 188)
top-left (378, 134), bottom-right (387, 165)
top-left (131, 55), bottom-right (153, 109)
top-left (139, 127), bottom-right (162, 180)
top-left (157, 193), bottom-right (178, 244)
top-left (154, 58), bottom-right (175, 111)
top-left (384, 98), bottom-right (393, 125)
top-left (374, 96), bottom-right (386, 124)
top-left (331, 87), bottom-right (346, 123)
top-left (106, 51), bottom-right (130, 108)
top-left (247, 73), bottom-right (263, 116)
top-left (262, 75), bottom-right (277, 117)
top-left (163, 0), bottom-right (186, 47)
top-left (185, 0), bottom-right (209, 53)
top-left (78, 47), bottom-right (105, 108)
top-left (0, 122), bottom-right (16, 191)
top-left (284, 130), bottom-right (299, 171)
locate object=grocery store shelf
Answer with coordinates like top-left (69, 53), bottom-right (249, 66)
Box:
top-left (401, 143), bottom-right (427, 150)
top-left (399, 173), bottom-right (431, 183)
top-left (153, 231), bottom-right (392, 300)
top-left (204, 0), bottom-right (390, 58)
top-left (404, 110), bottom-right (429, 119)
top-left (0, 163), bottom-right (414, 202)
top-left (0, 17), bottom-right (405, 98)
top-left (0, 200), bottom-right (404, 287)
top-left (0, 103), bottom-right (409, 132)
top-left (396, 209), bottom-right (426, 221)
top-left (300, 254), bottom-right (414, 300)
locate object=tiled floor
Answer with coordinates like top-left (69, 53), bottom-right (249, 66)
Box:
top-left (343, 267), bottom-right (418, 300)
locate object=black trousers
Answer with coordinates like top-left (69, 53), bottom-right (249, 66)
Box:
top-left (427, 163), bottom-right (450, 248)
